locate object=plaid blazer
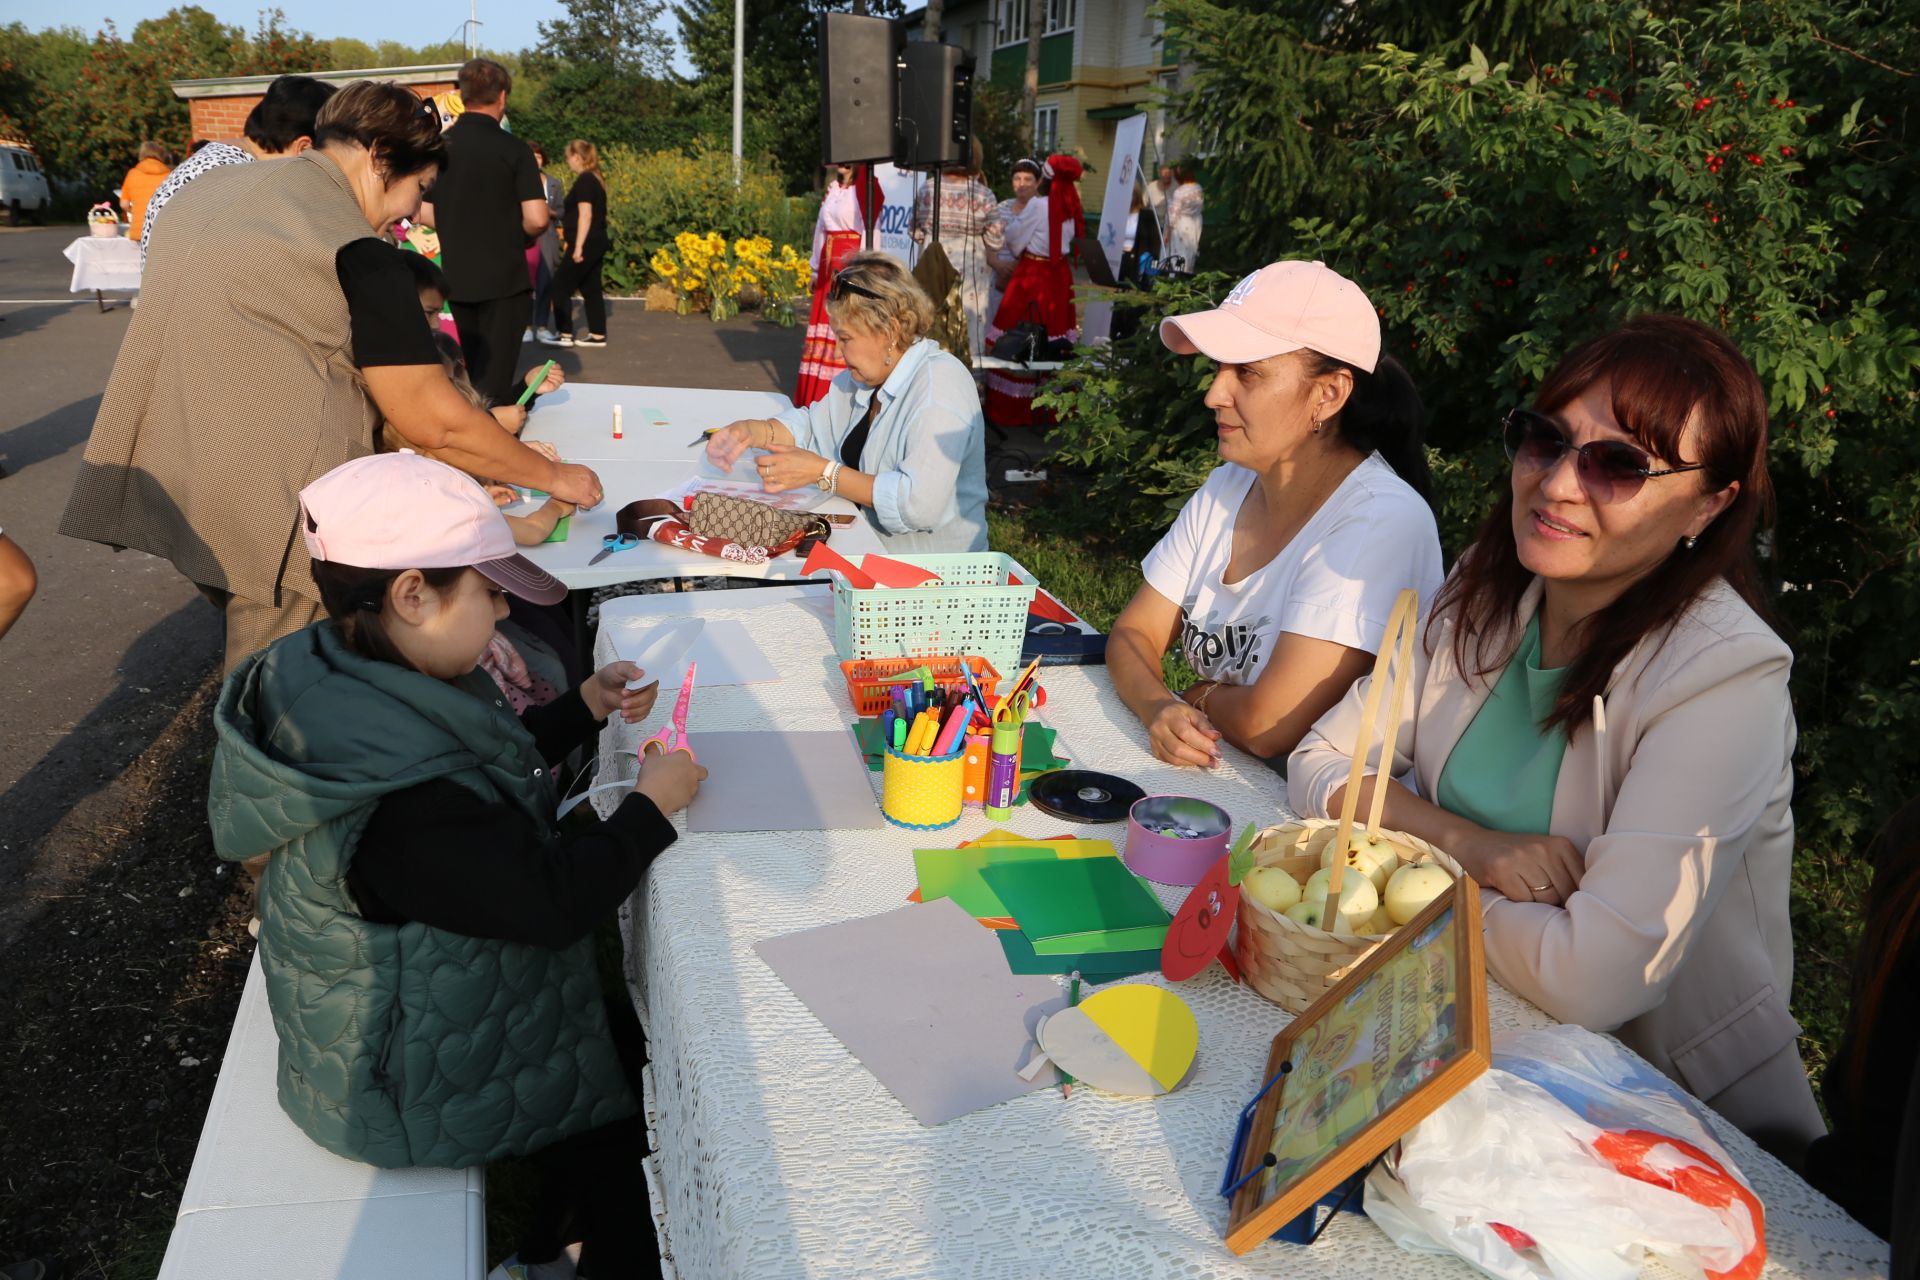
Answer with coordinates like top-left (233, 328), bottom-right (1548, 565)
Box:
top-left (61, 153), bottom-right (379, 604)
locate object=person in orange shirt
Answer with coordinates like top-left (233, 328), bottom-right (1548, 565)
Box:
top-left (119, 141), bottom-right (174, 241)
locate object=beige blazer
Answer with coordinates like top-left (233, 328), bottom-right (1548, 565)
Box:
top-left (1289, 575), bottom-right (1824, 1152)
top-left (61, 153), bottom-right (378, 604)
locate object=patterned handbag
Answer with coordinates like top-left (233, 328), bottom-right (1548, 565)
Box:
top-left (685, 492), bottom-right (824, 552)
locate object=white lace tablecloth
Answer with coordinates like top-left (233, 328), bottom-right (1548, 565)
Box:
top-left (595, 586), bottom-right (1889, 1280)
top-left (63, 233), bottom-right (142, 292)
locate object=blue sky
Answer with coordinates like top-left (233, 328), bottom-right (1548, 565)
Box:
top-left (0, 0), bottom-right (694, 69)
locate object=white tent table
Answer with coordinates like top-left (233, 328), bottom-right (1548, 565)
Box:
top-left (590, 586), bottom-right (1889, 1280)
top-left (63, 232), bottom-right (141, 312)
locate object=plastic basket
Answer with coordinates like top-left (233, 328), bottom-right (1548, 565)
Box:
top-left (839, 655), bottom-right (1002, 718)
top-left (831, 553), bottom-right (1039, 677)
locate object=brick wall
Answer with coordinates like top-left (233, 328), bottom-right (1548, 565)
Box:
top-left (187, 80), bottom-right (453, 144)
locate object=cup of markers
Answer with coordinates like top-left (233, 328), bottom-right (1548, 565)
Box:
top-left (879, 687), bottom-right (974, 831)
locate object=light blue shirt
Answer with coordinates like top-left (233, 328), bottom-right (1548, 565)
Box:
top-left (774, 337), bottom-right (989, 553)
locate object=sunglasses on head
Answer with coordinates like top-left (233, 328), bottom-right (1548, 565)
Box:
top-left (1501, 407), bottom-right (1709, 504)
top-left (828, 269), bottom-right (883, 303)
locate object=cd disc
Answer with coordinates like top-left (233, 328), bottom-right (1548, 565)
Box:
top-left (1028, 770), bottom-right (1147, 825)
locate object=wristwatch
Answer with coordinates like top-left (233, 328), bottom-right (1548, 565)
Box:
top-left (818, 460), bottom-right (841, 492)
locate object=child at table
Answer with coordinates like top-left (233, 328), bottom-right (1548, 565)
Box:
top-left (210, 452), bottom-right (705, 1277)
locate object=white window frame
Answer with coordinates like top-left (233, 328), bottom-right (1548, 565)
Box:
top-left (995, 0), bottom-right (1076, 49)
top-left (1032, 103), bottom-right (1060, 154)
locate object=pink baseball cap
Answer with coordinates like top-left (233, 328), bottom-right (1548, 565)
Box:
top-left (300, 452), bottom-right (568, 606)
top-left (1159, 260), bottom-right (1381, 372)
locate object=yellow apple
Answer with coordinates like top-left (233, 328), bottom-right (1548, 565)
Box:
top-left (1384, 863), bottom-right (1453, 925)
top-left (1364, 905), bottom-right (1398, 936)
top-left (1319, 842), bottom-right (1396, 893)
top-left (1301, 867), bottom-right (1380, 933)
top-left (1284, 901), bottom-right (1324, 929)
top-left (1242, 866), bottom-right (1303, 914)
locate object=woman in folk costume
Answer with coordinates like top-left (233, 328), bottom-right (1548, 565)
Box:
top-left (795, 164), bottom-right (868, 406)
top-left (985, 154), bottom-right (1084, 426)
top-left (911, 138), bottom-right (999, 365)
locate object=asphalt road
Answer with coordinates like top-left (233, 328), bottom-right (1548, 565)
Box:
top-left (0, 223), bottom-right (803, 947)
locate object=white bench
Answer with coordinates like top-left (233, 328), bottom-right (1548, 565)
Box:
top-left (158, 950), bottom-right (486, 1280)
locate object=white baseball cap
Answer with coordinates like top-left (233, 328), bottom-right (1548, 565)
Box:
top-left (1159, 260), bottom-right (1381, 372)
top-left (300, 452), bottom-right (567, 606)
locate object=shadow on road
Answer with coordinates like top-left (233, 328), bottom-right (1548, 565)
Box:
top-left (0, 392), bottom-right (101, 479)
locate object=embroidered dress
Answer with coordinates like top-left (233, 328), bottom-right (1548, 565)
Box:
top-left (911, 175), bottom-right (999, 364)
top-left (985, 158), bottom-right (1083, 426)
top-left (795, 181), bottom-right (863, 406)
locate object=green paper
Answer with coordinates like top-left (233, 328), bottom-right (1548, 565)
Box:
top-left (851, 719), bottom-right (1067, 780)
top-left (543, 514), bottom-right (571, 544)
top-left (980, 858), bottom-right (1171, 956)
top-left (913, 846), bottom-right (1057, 917)
top-left (1226, 821), bottom-right (1258, 886)
top-left (996, 929), bottom-right (1159, 982)
top-left (517, 358), bottom-right (554, 405)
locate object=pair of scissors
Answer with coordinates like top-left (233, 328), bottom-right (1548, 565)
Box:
top-left (641, 661), bottom-right (697, 762)
top-left (993, 686), bottom-right (1035, 727)
top-left (588, 531), bottom-right (642, 565)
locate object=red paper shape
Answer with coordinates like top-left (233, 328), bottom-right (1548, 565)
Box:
top-left (802, 541), bottom-right (875, 589)
top-left (1162, 853), bottom-right (1241, 982)
top-left (862, 554), bottom-right (942, 588)
top-left (1023, 582), bottom-right (1079, 625)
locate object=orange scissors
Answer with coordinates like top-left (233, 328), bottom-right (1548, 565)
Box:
top-left (641, 661), bottom-right (697, 762)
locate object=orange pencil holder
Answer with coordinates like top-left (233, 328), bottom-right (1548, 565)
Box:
top-left (961, 730), bottom-right (1022, 808)
top-left (882, 737), bottom-right (966, 830)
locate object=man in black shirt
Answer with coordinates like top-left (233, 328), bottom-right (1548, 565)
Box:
top-left (418, 58), bottom-right (548, 405)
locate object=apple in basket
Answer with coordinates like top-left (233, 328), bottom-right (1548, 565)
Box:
top-left (1301, 867), bottom-right (1378, 933)
top-left (1284, 901), bottom-right (1324, 929)
top-left (1241, 865), bottom-right (1302, 914)
top-left (1385, 863), bottom-right (1452, 925)
top-left (1318, 842), bottom-right (1395, 893)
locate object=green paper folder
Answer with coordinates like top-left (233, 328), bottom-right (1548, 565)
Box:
top-left (543, 514), bottom-right (571, 544)
top-left (913, 846), bottom-right (1056, 918)
top-left (980, 858), bottom-right (1171, 956)
top-left (995, 929), bottom-right (1159, 983)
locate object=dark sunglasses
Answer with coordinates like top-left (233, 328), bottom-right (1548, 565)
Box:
top-left (828, 269), bottom-right (884, 303)
top-left (1501, 407), bottom-right (1708, 504)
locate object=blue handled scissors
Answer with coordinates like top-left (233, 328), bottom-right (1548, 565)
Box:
top-left (589, 531), bottom-right (642, 565)
top-left (641, 661), bottom-right (697, 762)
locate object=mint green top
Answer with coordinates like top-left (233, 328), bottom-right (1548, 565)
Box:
top-left (1435, 615), bottom-right (1569, 835)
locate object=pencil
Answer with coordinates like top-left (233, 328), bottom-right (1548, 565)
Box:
top-left (1062, 971), bottom-right (1081, 1099)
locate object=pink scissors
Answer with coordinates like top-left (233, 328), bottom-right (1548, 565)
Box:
top-left (641, 661), bottom-right (697, 762)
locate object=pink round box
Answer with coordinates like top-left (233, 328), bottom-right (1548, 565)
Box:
top-left (1124, 795), bottom-right (1232, 886)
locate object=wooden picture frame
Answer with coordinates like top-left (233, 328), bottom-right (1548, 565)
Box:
top-left (1223, 877), bottom-right (1490, 1255)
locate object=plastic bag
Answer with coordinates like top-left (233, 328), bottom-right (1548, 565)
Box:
top-left (1364, 1024), bottom-right (1765, 1280)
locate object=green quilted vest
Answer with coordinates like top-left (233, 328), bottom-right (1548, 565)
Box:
top-left (210, 621), bottom-right (636, 1169)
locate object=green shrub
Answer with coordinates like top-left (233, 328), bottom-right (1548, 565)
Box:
top-left (595, 140), bottom-right (817, 294)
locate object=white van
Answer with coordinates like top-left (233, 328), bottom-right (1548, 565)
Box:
top-left (0, 143), bottom-right (51, 224)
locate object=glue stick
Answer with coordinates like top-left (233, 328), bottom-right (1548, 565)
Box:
top-left (612, 405), bottom-right (623, 439)
top-left (984, 719), bottom-right (1020, 821)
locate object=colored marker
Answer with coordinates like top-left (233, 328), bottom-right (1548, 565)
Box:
top-left (881, 709), bottom-right (896, 754)
top-left (892, 716), bottom-right (909, 751)
top-left (931, 699), bottom-right (970, 757)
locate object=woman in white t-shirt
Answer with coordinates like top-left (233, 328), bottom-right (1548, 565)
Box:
top-left (1109, 260), bottom-right (1444, 768)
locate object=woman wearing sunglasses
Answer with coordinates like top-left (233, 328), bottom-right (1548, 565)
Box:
top-left (1289, 314), bottom-right (1824, 1159)
top-left (705, 251), bottom-right (987, 552)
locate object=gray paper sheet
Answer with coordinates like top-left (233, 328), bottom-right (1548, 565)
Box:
top-left (753, 899), bottom-right (1070, 1125)
top-left (685, 729), bottom-right (883, 831)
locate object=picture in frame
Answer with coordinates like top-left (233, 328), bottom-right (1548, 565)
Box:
top-left (1223, 877), bottom-right (1490, 1254)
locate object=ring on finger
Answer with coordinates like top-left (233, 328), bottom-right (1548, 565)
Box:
top-left (1528, 882), bottom-right (1551, 894)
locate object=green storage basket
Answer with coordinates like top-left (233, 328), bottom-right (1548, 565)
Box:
top-left (831, 553), bottom-right (1039, 676)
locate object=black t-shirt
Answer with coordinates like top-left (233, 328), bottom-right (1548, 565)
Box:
top-left (428, 112), bottom-right (544, 302)
top-left (562, 171), bottom-right (609, 256)
top-left (333, 239), bottom-right (441, 369)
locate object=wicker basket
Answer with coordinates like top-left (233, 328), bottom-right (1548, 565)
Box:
top-left (1231, 587), bottom-right (1467, 1013)
top-left (1232, 820), bottom-right (1464, 1013)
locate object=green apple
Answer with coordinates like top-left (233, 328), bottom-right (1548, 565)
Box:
top-left (1319, 842), bottom-right (1396, 893)
top-left (1384, 863), bottom-right (1453, 925)
top-left (1243, 866), bottom-right (1303, 913)
top-left (1284, 901), bottom-right (1324, 929)
top-left (1301, 867), bottom-right (1380, 933)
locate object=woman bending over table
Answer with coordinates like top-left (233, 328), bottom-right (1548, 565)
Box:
top-left (1288, 314), bottom-right (1825, 1161)
top-left (705, 251), bottom-right (988, 553)
top-left (1108, 261), bottom-right (1444, 769)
